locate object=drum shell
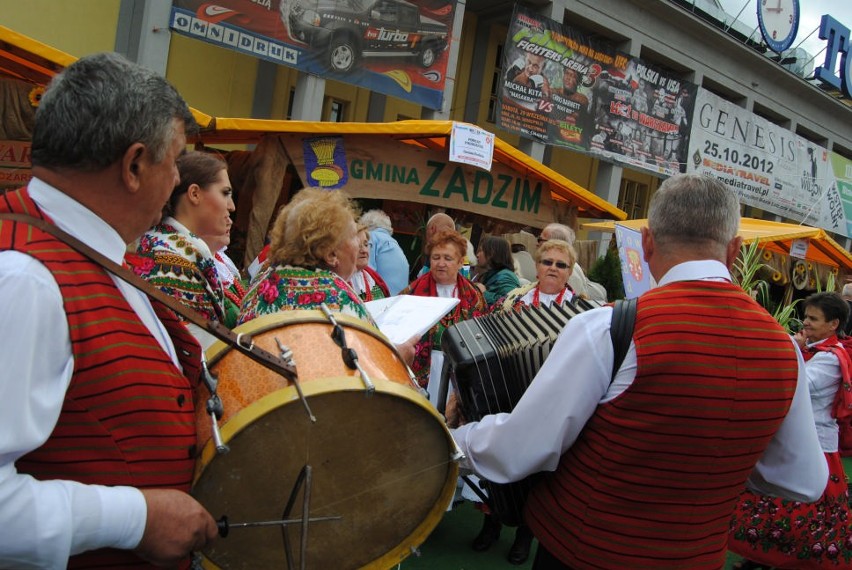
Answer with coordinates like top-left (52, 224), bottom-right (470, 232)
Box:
top-left (193, 311), bottom-right (458, 569)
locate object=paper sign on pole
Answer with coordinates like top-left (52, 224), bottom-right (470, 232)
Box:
top-left (449, 122), bottom-right (494, 171)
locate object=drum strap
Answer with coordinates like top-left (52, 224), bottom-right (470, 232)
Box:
top-left (0, 213), bottom-right (297, 381)
top-left (609, 297), bottom-right (637, 382)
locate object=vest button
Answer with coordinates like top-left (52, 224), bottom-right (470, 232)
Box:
top-left (177, 394), bottom-right (186, 407)
top-left (188, 444), bottom-right (197, 458)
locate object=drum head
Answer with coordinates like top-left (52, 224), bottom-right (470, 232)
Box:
top-left (194, 376), bottom-right (458, 569)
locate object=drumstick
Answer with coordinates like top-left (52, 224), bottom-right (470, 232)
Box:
top-left (216, 515), bottom-right (342, 537)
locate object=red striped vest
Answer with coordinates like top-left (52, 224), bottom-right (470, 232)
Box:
top-left (1, 187), bottom-right (202, 569)
top-left (525, 281), bottom-right (799, 569)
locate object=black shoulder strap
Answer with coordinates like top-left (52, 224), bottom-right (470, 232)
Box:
top-left (610, 297), bottom-right (637, 382)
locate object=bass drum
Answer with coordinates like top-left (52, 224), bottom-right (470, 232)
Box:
top-left (193, 311), bottom-right (458, 569)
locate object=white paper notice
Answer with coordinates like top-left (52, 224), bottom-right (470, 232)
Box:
top-left (365, 295), bottom-right (460, 345)
top-left (789, 238), bottom-right (809, 260)
top-left (449, 122), bottom-right (495, 171)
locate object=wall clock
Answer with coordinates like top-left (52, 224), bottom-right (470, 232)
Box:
top-left (757, 0), bottom-right (800, 53)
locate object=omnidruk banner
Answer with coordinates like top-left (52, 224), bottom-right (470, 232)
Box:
top-left (171, 0), bottom-right (456, 110)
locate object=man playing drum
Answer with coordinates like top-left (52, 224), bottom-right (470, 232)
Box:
top-left (0, 53), bottom-right (219, 568)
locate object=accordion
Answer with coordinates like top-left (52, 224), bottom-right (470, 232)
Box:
top-left (441, 298), bottom-right (600, 525)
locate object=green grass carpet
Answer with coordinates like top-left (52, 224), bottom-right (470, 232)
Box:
top-left (398, 458), bottom-right (852, 569)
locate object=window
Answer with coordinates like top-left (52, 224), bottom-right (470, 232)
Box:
top-left (325, 98), bottom-right (347, 122)
top-left (617, 180), bottom-right (650, 219)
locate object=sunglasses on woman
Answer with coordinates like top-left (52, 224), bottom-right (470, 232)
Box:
top-left (539, 259), bottom-right (569, 269)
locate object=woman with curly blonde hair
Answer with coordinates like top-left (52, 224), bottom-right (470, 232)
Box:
top-left (238, 188), bottom-right (368, 323)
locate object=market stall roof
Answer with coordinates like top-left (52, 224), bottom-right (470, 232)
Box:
top-left (582, 217), bottom-right (852, 271)
top-left (0, 25), bottom-right (213, 128)
top-left (190, 117), bottom-right (626, 221)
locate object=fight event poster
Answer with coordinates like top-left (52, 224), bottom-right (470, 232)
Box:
top-left (170, 0), bottom-right (456, 110)
top-left (498, 6), bottom-right (697, 177)
top-left (687, 88), bottom-right (852, 239)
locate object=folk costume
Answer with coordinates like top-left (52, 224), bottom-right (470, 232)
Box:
top-left (0, 181), bottom-right (201, 569)
top-left (401, 271), bottom-right (485, 389)
top-left (349, 266), bottom-right (390, 302)
top-left (367, 226), bottom-right (410, 296)
top-left (452, 261), bottom-right (828, 569)
top-left (131, 216), bottom-right (225, 348)
top-left (213, 247), bottom-right (246, 328)
top-left (500, 282), bottom-right (575, 312)
top-left (238, 264), bottom-right (374, 326)
top-left (728, 336), bottom-right (852, 568)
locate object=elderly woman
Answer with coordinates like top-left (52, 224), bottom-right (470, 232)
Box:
top-left (499, 239), bottom-right (578, 311)
top-left (239, 189), bottom-right (415, 363)
top-left (402, 229), bottom-right (485, 391)
top-left (473, 236), bottom-right (520, 308)
top-left (348, 226), bottom-right (390, 302)
top-left (132, 150), bottom-right (233, 348)
top-left (238, 188), bottom-right (367, 323)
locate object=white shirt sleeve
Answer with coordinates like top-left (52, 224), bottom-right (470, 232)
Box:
top-left (744, 338), bottom-right (828, 502)
top-left (0, 251), bottom-right (147, 568)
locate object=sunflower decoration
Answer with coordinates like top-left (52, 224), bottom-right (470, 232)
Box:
top-left (28, 86), bottom-right (45, 107)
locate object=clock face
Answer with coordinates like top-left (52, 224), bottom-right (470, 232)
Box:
top-left (757, 0), bottom-right (800, 53)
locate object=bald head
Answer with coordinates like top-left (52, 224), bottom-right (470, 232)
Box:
top-left (426, 213), bottom-right (455, 239)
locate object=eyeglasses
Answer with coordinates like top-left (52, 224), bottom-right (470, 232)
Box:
top-left (539, 259), bottom-right (569, 269)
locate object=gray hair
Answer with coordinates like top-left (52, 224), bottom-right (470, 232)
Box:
top-left (359, 209), bottom-right (393, 233)
top-left (542, 223), bottom-right (575, 244)
top-left (842, 283), bottom-right (852, 298)
top-left (648, 174), bottom-right (739, 249)
top-left (32, 52), bottom-right (195, 171)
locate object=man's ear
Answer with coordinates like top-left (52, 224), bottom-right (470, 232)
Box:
top-left (641, 227), bottom-right (654, 263)
top-left (121, 143), bottom-right (146, 193)
top-left (725, 236), bottom-right (743, 270)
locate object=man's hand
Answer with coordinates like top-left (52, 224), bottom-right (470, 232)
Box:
top-left (134, 489), bottom-right (218, 567)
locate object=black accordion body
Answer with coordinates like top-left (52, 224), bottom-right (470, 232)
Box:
top-left (441, 298), bottom-right (600, 525)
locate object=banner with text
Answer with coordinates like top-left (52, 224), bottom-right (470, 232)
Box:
top-left (687, 88), bottom-right (851, 238)
top-left (498, 6), bottom-right (696, 177)
top-left (0, 140), bottom-right (32, 188)
top-left (278, 133), bottom-right (558, 228)
top-left (171, 0), bottom-right (456, 110)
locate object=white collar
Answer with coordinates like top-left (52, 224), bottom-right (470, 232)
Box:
top-left (29, 177), bottom-right (127, 265)
top-left (657, 260), bottom-right (732, 287)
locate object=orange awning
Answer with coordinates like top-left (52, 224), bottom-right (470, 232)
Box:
top-left (582, 217), bottom-right (852, 270)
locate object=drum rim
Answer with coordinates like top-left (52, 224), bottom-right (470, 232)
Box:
top-left (206, 310), bottom-right (397, 366)
top-left (194, 374), bottom-right (460, 569)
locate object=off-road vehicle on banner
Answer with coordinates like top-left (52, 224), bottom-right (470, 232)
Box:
top-left (285, 0), bottom-right (449, 73)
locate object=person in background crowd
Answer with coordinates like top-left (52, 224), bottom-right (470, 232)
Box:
top-left (500, 239), bottom-right (578, 312)
top-left (402, 229), bottom-right (485, 398)
top-left (417, 212), bottom-right (475, 278)
top-left (0, 52), bottom-right (218, 569)
top-left (538, 223), bottom-right (607, 302)
top-left (359, 209), bottom-right (409, 296)
top-left (729, 292), bottom-right (852, 569)
top-left (452, 174), bottom-right (827, 569)
top-left (132, 150), bottom-right (233, 349)
top-left (842, 282), bottom-right (852, 336)
top-left (349, 226), bottom-right (389, 302)
top-left (473, 235), bottom-right (520, 308)
top-left (202, 228), bottom-right (245, 329)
